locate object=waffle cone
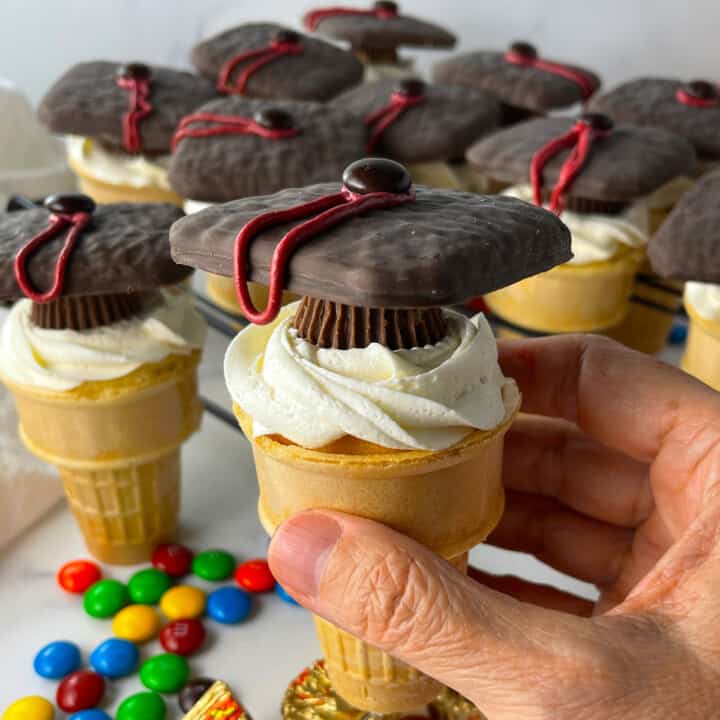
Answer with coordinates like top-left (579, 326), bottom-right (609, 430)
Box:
top-left (235, 391), bottom-right (518, 712)
top-left (682, 302), bottom-right (720, 392)
top-left (3, 353), bottom-right (202, 564)
top-left (606, 258), bottom-right (683, 354)
top-left (485, 246), bottom-right (642, 336)
top-left (206, 274), bottom-right (299, 318)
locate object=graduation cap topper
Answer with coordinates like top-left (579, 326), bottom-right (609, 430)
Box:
top-left (1, 195), bottom-right (188, 330)
top-left (170, 158), bottom-right (571, 348)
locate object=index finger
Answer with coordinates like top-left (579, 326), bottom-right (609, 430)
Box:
top-left (498, 335), bottom-right (720, 462)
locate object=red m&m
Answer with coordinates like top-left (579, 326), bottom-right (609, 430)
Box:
top-left (57, 670), bottom-right (105, 713)
top-left (57, 560), bottom-right (102, 594)
top-left (160, 618), bottom-right (206, 656)
top-left (234, 559), bottom-right (275, 593)
top-left (152, 543), bottom-right (193, 577)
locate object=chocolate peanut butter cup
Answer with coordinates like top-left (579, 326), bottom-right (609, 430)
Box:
top-left (0, 196), bottom-right (187, 329)
top-left (38, 62), bottom-right (217, 156)
top-left (191, 23), bottom-right (363, 102)
top-left (589, 78), bottom-right (720, 163)
top-left (168, 98), bottom-right (366, 203)
top-left (432, 43), bottom-right (601, 124)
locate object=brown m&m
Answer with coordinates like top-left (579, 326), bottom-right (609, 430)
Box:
top-left (116, 62), bottom-right (152, 80)
top-left (254, 107), bottom-right (295, 131)
top-left (343, 157), bottom-right (411, 194)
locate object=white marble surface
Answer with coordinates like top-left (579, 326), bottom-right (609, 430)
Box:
top-left (0, 281), bottom-right (686, 717)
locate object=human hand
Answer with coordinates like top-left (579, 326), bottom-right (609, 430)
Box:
top-left (269, 335), bottom-right (720, 719)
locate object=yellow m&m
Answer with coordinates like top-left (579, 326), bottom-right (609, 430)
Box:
top-left (160, 585), bottom-right (206, 620)
top-left (3, 696), bottom-right (54, 720)
top-left (112, 604), bottom-right (161, 643)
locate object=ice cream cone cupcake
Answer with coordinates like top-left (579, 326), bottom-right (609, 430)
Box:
top-left (330, 78), bottom-right (500, 191)
top-left (0, 196), bottom-right (206, 564)
top-left (170, 98), bottom-right (366, 319)
top-left (192, 23), bottom-right (362, 102)
top-left (589, 78), bottom-right (720, 352)
top-left (466, 114), bottom-right (696, 338)
top-left (37, 61), bottom-right (217, 207)
top-left (649, 168), bottom-right (720, 390)
top-left (302, 2), bottom-right (456, 82)
top-left (170, 158), bottom-right (570, 713)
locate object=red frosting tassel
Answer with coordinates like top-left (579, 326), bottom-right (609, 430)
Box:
top-left (676, 80), bottom-right (720, 108)
top-left (530, 113), bottom-right (612, 215)
top-left (172, 109), bottom-right (299, 151)
top-left (14, 194), bottom-right (96, 303)
top-left (233, 159), bottom-right (415, 324)
top-left (505, 42), bottom-right (596, 100)
top-left (365, 79), bottom-right (426, 153)
top-left (115, 63), bottom-right (154, 154)
top-left (304, 1), bottom-right (399, 31)
top-left (217, 30), bottom-right (304, 95)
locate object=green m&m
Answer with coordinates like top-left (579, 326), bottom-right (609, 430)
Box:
top-left (83, 579), bottom-right (128, 618)
top-left (140, 653), bottom-right (189, 693)
top-left (116, 691), bottom-right (166, 720)
top-left (128, 568), bottom-right (172, 604)
top-left (192, 549), bottom-right (235, 581)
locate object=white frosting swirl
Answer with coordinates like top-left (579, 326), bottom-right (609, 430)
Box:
top-left (502, 184), bottom-right (649, 265)
top-left (224, 303), bottom-right (518, 451)
top-left (67, 136), bottom-right (172, 190)
top-left (0, 289), bottom-right (207, 392)
top-left (685, 282), bottom-right (720, 322)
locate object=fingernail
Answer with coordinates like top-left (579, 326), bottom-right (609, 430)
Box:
top-left (269, 512), bottom-right (342, 601)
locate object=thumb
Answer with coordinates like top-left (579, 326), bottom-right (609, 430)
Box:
top-left (269, 510), bottom-right (620, 717)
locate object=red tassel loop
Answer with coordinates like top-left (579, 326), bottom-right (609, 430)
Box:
top-left (116, 63), bottom-right (154, 154)
top-left (304, 1), bottom-right (399, 31)
top-left (233, 159), bottom-right (415, 324)
top-left (505, 42), bottom-right (596, 101)
top-left (172, 108), bottom-right (299, 151)
top-left (365, 79), bottom-right (426, 153)
top-left (676, 80), bottom-right (720, 108)
top-left (14, 194), bottom-right (95, 303)
top-left (217, 30), bottom-right (304, 95)
top-left (530, 113), bottom-right (612, 215)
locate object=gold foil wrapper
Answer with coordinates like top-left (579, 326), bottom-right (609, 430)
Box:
top-left (183, 680), bottom-right (251, 720)
top-left (282, 662), bottom-right (485, 720)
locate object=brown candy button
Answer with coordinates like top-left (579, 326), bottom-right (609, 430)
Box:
top-left (116, 62), bottom-right (152, 80)
top-left (44, 193), bottom-right (96, 216)
top-left (274, 29), bottom-right (301, 45)
top-left (579, 111), bottom-right (614, 132)
top-left (396, 77), bottom-right (425, 97)
top-left (342, 158), bottom-right (412, 195)
top-left (179, 677), bottom-right (216, 713)
top-left (509, 41), bottom-right (538, 60)
top-left (254, 107), bottom-right (295, 130)
top-left (683, 80), bottom-right (719, 100)
top-left (375, 0), bottom-right (399, 12)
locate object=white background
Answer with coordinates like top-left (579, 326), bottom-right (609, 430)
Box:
top-left (0, 0), bottom-right (718, 104)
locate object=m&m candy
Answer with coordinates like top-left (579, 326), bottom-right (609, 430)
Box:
top-left (192, 549), bottom-right (235, 581)
top-left (69, 711), bottom-right (111, 720)
top-left (140, 653), bottom-right (190, 694)
top-left (179, 677), bottom-right (215, 712)
top-left (83, 579), bottom-right (128, 619)
top-left (235, 559), bottom-right (275, 593)
top-left (206, 587), bottom-right (252, 624)
top-left (276, 583), bottom-right (300, 606)
top-left (116, 692), bottom-right (166, 720)
top-left (90, 638), bottom-right (139, 678)
top-left (128, 568), bottom-right (172, 605)
top-left (57, 560), bottom-right (102, 594)
top-left (33, 640), bottom-right (82, 679)
top-left (112, 605), bottom-right (161, 644)
top-left (152, 543), bottom-right (193, 577)
top-left (57, 670), bottom-right (105, 713)
top-left (159, 585), bottom-right (206, 620)
top-left (2, 696), bottom-right (54, 720)
top-left (160, 618), bottom-right (206, 656)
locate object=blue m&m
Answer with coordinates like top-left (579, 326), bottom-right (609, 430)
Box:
top-left (90, 638), bottom-right (139, 678)
top-left (206, 587), bottom-right (252, 624)
top-left (69, 711), bottom-right (112, 720)
top-left (33, 640), bottom-right (82, 679)
top-left (276, 583), bottom-right (300, 606)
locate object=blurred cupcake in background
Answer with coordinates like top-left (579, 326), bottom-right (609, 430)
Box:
top-left (302, 2), bottom-right (456, 81)
top-left (38, 62), bottom-right (217, 206)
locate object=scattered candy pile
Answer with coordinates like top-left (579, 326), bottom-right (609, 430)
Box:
top-left (3, 543), bottom-right (300, 719)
